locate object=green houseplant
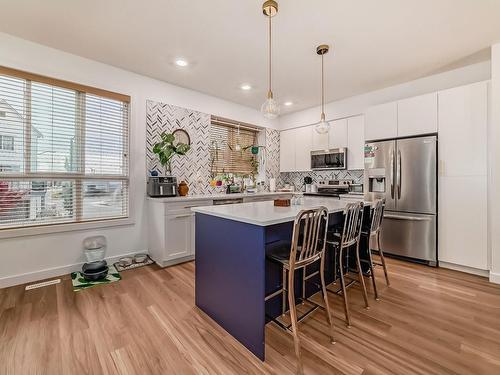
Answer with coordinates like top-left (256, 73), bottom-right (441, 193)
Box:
top-left (153, 132), bottom-right (191, 175)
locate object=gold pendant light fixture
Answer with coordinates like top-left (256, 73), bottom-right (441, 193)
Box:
top-left (315, 44), bottom-right (330, 134)
top-left (261, 0), bottom-right (280, 119)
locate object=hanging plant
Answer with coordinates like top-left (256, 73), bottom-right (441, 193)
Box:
top-left (152, 132), bottom-right (190, 175)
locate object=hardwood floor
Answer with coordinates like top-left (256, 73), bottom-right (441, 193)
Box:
top-left (1, 258), bottom-right (500, 374)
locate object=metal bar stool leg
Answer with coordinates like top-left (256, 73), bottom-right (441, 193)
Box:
top-left (302, 265), bottom-right (306, 303)
top-left (377, 232), bottom-right (390, 286)
top-left (355, 242), bottom-right (370, 309)
top-left (367, 240), bottom-right (379, 300)
top-left (282, 266), bottom-right (287, 315)
top-left (338, 246), bottom-right (351, 327)
top-left (288, 269), bottom-right (304, 375)
top-left (320, 256), bottom-right (336, 344)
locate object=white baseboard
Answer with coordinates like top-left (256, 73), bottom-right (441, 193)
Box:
top-left (154, 255), bottom-right (195, 268)
top-left (0, 250), bottom-right (148, 289)
top-left (490, 271), bottom-right (500, 284)
top-left (439, 261), bottom-right (490, 278)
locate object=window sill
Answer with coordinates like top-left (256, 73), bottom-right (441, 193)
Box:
top-left (0, 217), bottom-right (135, 239)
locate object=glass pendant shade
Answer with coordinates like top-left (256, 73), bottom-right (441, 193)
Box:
top-left (262, 1), bottom-right (280, 120)
top-left (314, 44), bottom-right (331, 134)
top-left (261, 95), bottom-right (280, 119)
top-left (315, 118), bottom-right (330, 134)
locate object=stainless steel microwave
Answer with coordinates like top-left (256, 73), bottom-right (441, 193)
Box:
top-left (311, 148), bottom-right (347, 170)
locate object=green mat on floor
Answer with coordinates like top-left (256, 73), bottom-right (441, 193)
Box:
top-left (71, 264), bottom-right (121, 292)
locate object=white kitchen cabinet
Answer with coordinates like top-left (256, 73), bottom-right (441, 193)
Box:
top-left (438, 81), bottom-right (488, 176)
top-left (364, 101), bottom-right (398, 141)
top-left (328, 119), bottom-right (348, 149)
top-left (437, 81), bottom-right (489, 272)
top-left (148, 199), bottom-right (212, 267)
top-left (279, 129), bottom-right (295, 172)
top-left (165, 213), bottom-right (194, 260)
top-left (439, 176), bottom-right (488, 270)
top-left (347, 115), bottom-right (365, 170)
top-left (397, 92), bottom-right (438, 137)
top-left (294, 126), bottom-right (312, 171)
top-left (311, 127), bottom-right (329, 151)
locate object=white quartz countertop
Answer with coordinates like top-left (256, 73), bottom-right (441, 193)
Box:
top-left (191, 196), bottom-right (371, 226)
top-left (146, 191), bottom-right (293, 203)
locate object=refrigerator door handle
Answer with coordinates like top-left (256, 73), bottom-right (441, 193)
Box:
top-left (384, 214), bottom-right (432, 221)
top-left (397, 149), bottom-right (402, 199)
top-left (390, 149), bottom-right (394, 199)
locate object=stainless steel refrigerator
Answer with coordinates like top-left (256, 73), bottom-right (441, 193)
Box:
top-left (364, 135), bottom-right (437, 266)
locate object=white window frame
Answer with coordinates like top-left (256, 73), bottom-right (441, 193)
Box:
top-left (0, 67), bottom-right (133, 239)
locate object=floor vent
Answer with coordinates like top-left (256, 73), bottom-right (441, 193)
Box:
top-left (25, 278), bottom-right (61, 290)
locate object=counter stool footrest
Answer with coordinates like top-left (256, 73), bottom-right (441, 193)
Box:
top-left (266, 298), bottom-right (322, 332)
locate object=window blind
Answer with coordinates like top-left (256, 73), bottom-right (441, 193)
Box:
top-left (0, 67), bottom-right (129, 230)
top-left (210, 117), bottom-right (259, 175)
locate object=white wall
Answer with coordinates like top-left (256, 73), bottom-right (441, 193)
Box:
top-left (279, 61), bottom-right (491, 129)
top-left (0, 33), bottom-right (277, 287)
top-left (489, 44), bottom-right (500, 284)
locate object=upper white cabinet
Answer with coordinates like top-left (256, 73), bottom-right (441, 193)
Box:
top-left (328, 119), bottom-right (348, 149)
top-left (282, 116), bottom-right (363, 172)
top-left (347, 115), bottom-right (365, 170)
top-left (311, 119), bottom-right (348, 151)
top-left (311, 127), bottom-right (329, 151)
top-left (438, 81), bottom-right (488, 176)
top-left (279, 126), bottom-right (312, 172)
top-left (279, 129), bottom-right (295, 172)
top-left (364, 102), bottom-right (398, 141)
top-left (294, 126), bottom-right (312, 171)
top-left (397, 92), bottom-right (438, 137)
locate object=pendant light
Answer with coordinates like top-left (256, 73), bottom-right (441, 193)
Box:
top-left (315, 44), bottom-right (330, 134)
top-left (261, 0), bottom-right (280, 119)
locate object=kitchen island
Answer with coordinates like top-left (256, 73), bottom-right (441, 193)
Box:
top-left (192, 197), bottom-right (371, 360)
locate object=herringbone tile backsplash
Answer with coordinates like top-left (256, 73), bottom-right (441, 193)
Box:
top-left (146, 100), bottom-right (363, 195)
top-left (146, 100), bottom-right (226, 195)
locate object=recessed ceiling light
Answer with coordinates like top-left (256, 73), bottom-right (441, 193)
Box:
top-left (240, 84), bottom-right (252, 91)
top-left (175, 58), bottom-right (188, 67)
top-left (284, 101), bottom-right (293, 106)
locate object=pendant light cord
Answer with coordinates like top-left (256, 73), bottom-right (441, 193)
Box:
top-left (268, 11), bottom-right (272, 98)
top-left (321, 53), bottom-right (325, 118)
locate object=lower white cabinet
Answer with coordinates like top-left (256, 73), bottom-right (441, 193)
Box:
top-left (438, 176), bottom-right (488, 270)
top-left (165, 213), bottom-right (194, 261)
top-left (148, 199), bottom-right (212, 267)
top-left (148, 194), bottom-right (294, 267)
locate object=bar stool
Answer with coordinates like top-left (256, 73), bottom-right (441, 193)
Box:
top-left (265, 207), bottom-right (335, 375)
top-left (362, 199), bottom-right (390, 301)
top-left (326, 201), bottom-right (369, 327)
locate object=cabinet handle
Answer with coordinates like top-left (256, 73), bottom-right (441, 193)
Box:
top-left (173, 214), bottom-right (193, 219)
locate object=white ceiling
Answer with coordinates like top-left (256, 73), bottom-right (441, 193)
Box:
top-left (1, 0), bottom-right (500, 115)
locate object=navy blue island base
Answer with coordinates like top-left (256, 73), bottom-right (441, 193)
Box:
top-left (195, 209), bottom-right (368, 361)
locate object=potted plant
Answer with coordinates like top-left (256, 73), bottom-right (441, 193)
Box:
top-left (152, 132), bottom-right (191, 175)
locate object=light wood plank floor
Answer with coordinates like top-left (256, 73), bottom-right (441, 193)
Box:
top-left (1, 258), bottom-right (500, 374)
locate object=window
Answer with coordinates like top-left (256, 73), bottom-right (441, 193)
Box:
top-left (0, 66), bottom-right (130, 230)
top-left (0, 135), bottom-right (14, 151)
top-left (209, 116), bottom-right (259, 176)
